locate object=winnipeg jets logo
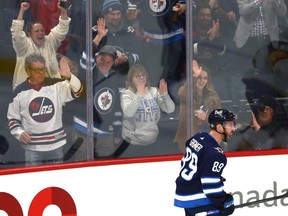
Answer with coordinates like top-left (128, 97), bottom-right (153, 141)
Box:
top-left (94, 87), bottom-right (115, 114)
top-left (100, 91), bottom-right (111, 109)
top-left (29, 97), bottom-right (54, 122)
top-left (147, 0), bottom-right (169, 16)
top-left (214, 147), bottom-right (224, 154)
top-left (215, 110), bottom-right (224, 117)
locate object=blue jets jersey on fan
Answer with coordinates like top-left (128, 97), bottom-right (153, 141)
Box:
top-left (174, 132), bottom-right (227, 209)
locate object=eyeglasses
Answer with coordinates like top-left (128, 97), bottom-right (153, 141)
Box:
top-left (29, 67), bottom-right (47, 74)
top-left (135, 74), bottom-right (146, 79)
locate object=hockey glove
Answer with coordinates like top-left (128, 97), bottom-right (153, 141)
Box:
top-left (222, 193), bottom-right (234, 215)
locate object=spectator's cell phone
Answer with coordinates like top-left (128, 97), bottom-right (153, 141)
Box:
top-left (59, 1), bottom-right (72, 10)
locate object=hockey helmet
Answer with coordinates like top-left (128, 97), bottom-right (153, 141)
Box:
top-left (208, 109), bottom-right (236, 129)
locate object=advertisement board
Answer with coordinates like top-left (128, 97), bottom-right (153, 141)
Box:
top-left (0, 153), bottom-right (287, 216)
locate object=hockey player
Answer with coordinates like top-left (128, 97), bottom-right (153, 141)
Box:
top-left (174, 109), bottom-right (236, 215)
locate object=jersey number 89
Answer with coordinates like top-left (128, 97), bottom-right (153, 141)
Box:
top-left (212, 161), bottom-right (224, 172)
top-left (180, 148), bottom-right (198, 181)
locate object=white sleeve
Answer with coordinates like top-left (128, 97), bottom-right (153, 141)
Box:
top-left (68, 74), bottom-right (82, 94)
top-left (7, 96), bottom-right (25, 141)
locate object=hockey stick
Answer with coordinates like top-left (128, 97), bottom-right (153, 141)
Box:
top-left (63, 137), bottom-right (83, 161)
top-left (0, 137), bottom-right (84, 165)
top-left (0, 135), bottom-right (9, 155)
top-left (195, 191), bottom-right (288, 216)
top-left (235, 190), bottom-right (288, 209)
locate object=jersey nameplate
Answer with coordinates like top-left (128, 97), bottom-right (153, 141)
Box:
top-left (189, 138), bottom-right (203, 152)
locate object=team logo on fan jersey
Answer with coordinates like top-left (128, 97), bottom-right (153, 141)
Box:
top-left (94, 87), bottom-right (115, 114)
top-left (29, 97), bottom-right (54, 123)
top-left (147, 0), bottom-right (170, 16)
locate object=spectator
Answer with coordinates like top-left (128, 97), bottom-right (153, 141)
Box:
top-left (114, 64), bottom-right (175, 158)
top-left (28, 0), bottom-right (70, 54)
top-left (241, 42), bottom-right (282, 101)
top-left (237, 95), bottom-right (288, 150)
top-left (10, 1), bottom-right (71, 90)
top-left (127, 0), bottom-right (186, 85)
top-left (192, 2), bottom-right (248, 104)
top-left (218, 0), bottom-right (239, 38)
top-left (192, 3), bottom-right (226, 69)
top-left (7, 53), bottom-right (83, 166)
top-left (83, 0), bottom-right (140, 75)
top-left (174, 60), bottom-right (221, 153)
top-left (74, 45), bottom-right (126, 159)
top-left (234, 0), bottom-right (287, 72)
top-left (194, 0), bottom-right (238, 56)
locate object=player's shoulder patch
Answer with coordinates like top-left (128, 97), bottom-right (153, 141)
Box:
top-left (188, 138), bottom-right (203, 152)
top-left (214, 147), bottom-right (224, 154)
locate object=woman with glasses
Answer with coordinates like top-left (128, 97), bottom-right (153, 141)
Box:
top-left (114, 64), bottom-right (175, 158)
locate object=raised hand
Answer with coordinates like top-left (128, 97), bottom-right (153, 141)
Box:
top-left (207, 19), bottom-right (220, 41)
top-left (158, 79), bottom-right (168, 95)
top-left (250, 111), bottom-right (261, 131)
top-left (58, 0), bottom-right (69, 19)
top-left (114, 53), bottom-right (128, 65)
top-left (96, 18), bottom-right (108, 39)
top-left (17, 2), bottom-right (30, 20)
top-left (21, 2), bottom-right (30, 11)
top-left (59, 56), bottom-right (71, 80)
top-left (192, 59), bottom-right (202, 78)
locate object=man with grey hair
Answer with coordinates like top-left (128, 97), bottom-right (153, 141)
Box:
top-left (7, 53), bottom-right (83, 166)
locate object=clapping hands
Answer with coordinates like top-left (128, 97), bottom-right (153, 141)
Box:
top-left (207, 19), bottom-right (220, 41)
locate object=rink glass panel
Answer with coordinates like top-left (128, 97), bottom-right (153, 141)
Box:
top-left (1, 0), bottom-right (288, 168)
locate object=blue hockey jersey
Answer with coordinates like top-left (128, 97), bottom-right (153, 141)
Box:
top-left (174, 132), bottom-right (227, 209)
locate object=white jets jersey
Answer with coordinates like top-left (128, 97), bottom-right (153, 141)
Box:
top-left (7, 76), bottom-right (82, 152)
